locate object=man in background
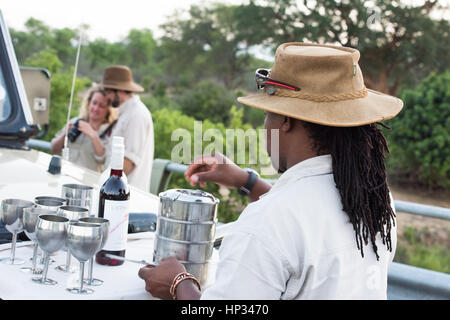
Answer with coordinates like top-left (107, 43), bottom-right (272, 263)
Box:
top-left (100, 65), bottom-right (154, 191)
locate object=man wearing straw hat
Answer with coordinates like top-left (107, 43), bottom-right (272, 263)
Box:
top-left (100, 65), bottom-right (154, 191)
top-left (139, 42), bottom-right (403, 299)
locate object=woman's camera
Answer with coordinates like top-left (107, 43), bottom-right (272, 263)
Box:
top-left (67, 119), bottom-right (82, 142)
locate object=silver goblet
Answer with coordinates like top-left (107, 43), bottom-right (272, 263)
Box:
top-left (34, 196), bottom-right (67, 205)
top-left (55, 205), bottom-right (90, 273)
top-left (32, 215), bottom-right (68, 285)
top-left (20, 206), bottom-right (54, 274)
top-left (61, 184), bottom-right (93, 210)
top-left (34, 199), bottom-right (63, 213)
top-left (66, 221), bottom-right (102, 294)
top-left (79, 217), bottom-right (109, 286)
top-left (1, 199), bottom-right (35, 265)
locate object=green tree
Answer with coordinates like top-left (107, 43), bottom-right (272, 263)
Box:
top-left (232, 0), bottom-right (449, 95)
top-left (158, 3), bottom-right (254, 89)
top-left (385, 71), bottom-right (450, 188)
top-left (175, 80), bottom-right (237, 124)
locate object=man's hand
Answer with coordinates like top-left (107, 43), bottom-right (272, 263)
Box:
top-left (138, 256), bottom-right (186, 300)
top-left (185, 152), bottom-right (248, 189)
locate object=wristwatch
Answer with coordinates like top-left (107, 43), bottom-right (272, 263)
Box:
top-left (237, 168), bottom-right (260, 196)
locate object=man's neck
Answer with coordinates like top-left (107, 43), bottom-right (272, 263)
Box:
top-left (286, 153), bottom-right (318, 170)
top-left (119, 94), bottom-right (134, 105)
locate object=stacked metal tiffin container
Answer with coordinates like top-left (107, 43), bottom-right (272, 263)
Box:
top-left (153, 189), bottom-right (219, 286)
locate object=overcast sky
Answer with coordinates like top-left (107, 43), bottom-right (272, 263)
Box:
top-left (2, 0), bottom-right (448, 42)
top-left (1, 0), bottom-right (244, 41)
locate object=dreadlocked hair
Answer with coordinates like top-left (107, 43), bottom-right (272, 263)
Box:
top-left (301, 121), bottom-right (396, 260)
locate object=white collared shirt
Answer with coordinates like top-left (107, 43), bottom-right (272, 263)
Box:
top-left (202, 155), bottom-right (397, 300)
top-left (105, 95), bottom-right (154, 191)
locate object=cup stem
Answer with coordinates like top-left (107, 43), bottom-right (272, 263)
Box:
top-left (42, 252), bottom-right (50, 282)
top-left (31, 243), bottom-right (38, 272)
top-left (79, 261), bottom-right (85, 292)
top-left (66, 249), bottom-right (72, 268)
top-left (10, 231), bottom-right (17, 263)
top-left (87, 257), bottom-right (94, 282)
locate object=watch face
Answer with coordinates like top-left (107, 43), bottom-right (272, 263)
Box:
top-left (245, 168), bottom-right (259, 177)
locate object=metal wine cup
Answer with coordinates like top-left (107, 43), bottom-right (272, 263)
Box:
top-left (1, 199), bottom-right (35, 265)
top-left (1, 199), bottom-right (34, 232)
top-left (34, 196), bottom-right (67, 205)
top-left (21, 207), bottom-right (54, 274)
top-left (34, 199), bottom-right (63, 213)
top-left (57, 205), bottom-right (89, 222)
top-left (66, 222), bottom-right (102, 294)
top-left (35, 215), bottom-right (68, 255)
top-left (32, 214), bottom-right (69, 285)
top-left (23, 207), bottom-right (54, 241)
top-left (66, 222), bottom-right (102, 262)
top-left (61, 184), bottom-right (93, 210)
top-left (78, 217), bottom-right (109, 250)
top-left (55, 205), bottom-right (90, 273)
top-left (78, 217), bottom-right (110, 286)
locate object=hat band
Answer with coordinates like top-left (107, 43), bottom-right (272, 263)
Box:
top-left (267, 86), bottom-right (368, 102)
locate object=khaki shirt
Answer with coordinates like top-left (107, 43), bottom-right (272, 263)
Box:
top-left (52, 118), bottom-right (111, 172)
top-left (105, 95), bottom-right (154, 191)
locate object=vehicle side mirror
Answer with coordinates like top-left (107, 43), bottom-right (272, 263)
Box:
top-left (20, 66), bottom-right (50, 138)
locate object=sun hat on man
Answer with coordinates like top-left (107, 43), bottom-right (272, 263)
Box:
top-left (237, 42), bottom-right (403, 127)
top-left (99, 65), bottom-right (144, 93)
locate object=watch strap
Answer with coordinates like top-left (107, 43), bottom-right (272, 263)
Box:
top-left (238, 169), bottom-right (258, 196)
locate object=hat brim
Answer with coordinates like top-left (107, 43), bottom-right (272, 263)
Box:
top-left (99, 82), bottom-right (144, 93)
top-left (237, 89), bottom-right (403, 127)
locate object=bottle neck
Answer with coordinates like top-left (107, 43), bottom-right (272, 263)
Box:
top-left (110, 144), bottom-right (124, 173)
top-left (110, 168), bottom-right (123, 177)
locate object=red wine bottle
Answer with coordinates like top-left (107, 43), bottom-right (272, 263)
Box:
top-left (96, 137), bottom-right (130, 266)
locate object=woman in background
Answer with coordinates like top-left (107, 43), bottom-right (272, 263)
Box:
top-left (51, 86), bottom-right (117, 172)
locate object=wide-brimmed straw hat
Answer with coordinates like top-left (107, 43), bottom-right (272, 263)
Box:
top-left (237, 42), bottom-right (403, 127)
top-left (99, 65), bottom-right (144, 93)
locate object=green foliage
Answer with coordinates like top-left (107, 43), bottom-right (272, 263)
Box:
top-left (149, 106), bottom-right (267, 222)
top-left (175, 80), bottom-right (237, 124)
top-left (385, 72), bottom-right (450, 188)
top-left (394, 226), bottom-right (450, 274)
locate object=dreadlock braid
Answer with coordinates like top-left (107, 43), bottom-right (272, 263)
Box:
top-left (302, 121), bottom-right (396, 260)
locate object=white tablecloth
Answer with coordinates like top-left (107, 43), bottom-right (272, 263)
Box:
top-left (0, 232), bottom-right (218, 300)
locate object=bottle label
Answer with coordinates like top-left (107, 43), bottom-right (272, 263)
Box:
top-left (103, 199), bottom-right (130, 251)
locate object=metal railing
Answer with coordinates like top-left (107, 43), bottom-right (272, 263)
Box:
top-left (26, 141), bottom-right (450, 299)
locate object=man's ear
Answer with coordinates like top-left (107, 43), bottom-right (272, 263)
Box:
top-left (281, 116), bottom-right (293, 133)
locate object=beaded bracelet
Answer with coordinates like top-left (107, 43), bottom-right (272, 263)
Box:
top-left (169, 272), bottom-right (201, 300)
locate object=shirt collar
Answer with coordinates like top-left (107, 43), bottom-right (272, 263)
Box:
top-left (268, 154), bottom-right (333, 193)
top-left (118, 95), bottom-right (140, 117)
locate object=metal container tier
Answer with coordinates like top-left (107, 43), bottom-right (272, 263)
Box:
top-left (158, 189), bottom-right (219, 222)
top-left (156, 216), bottom-right (217, 242)
top-left (183, 261), bottom-right (210, 286)
top-left (153, 235), bottom-right (214, 263)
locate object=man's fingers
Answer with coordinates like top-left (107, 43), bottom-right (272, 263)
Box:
top-left (138, 265), bottom-right (154, 280)
top-left (190, 170), bottom-right (216, 186)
